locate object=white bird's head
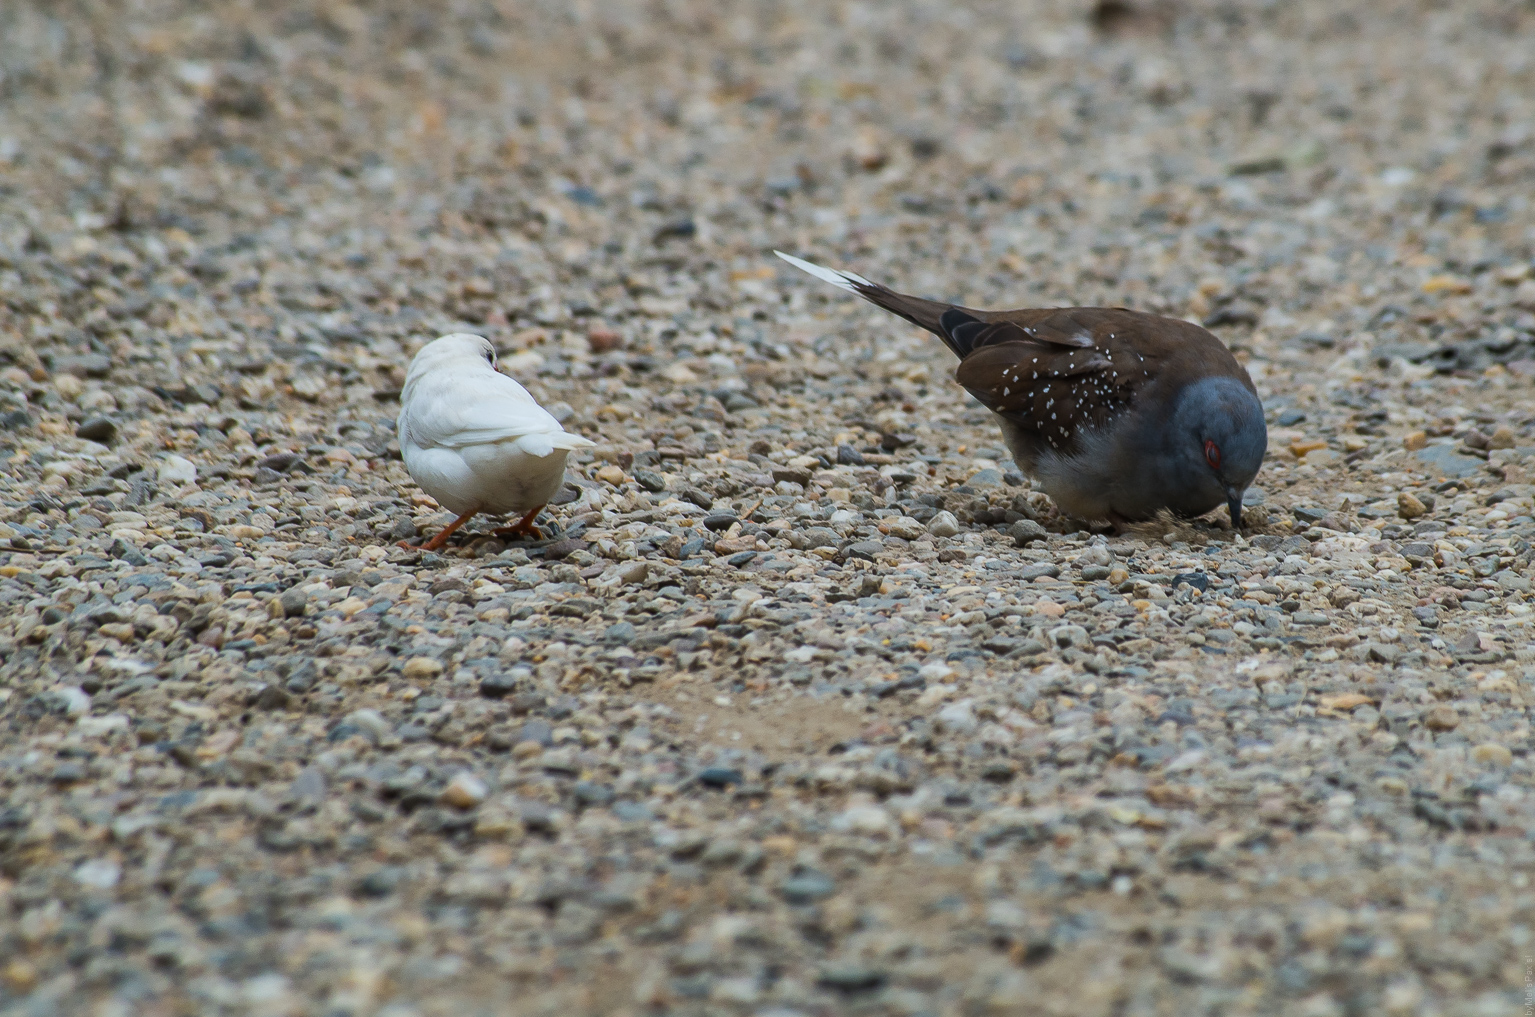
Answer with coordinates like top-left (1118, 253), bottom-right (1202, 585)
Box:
top-left (403, 333), bottom-right (498, 391)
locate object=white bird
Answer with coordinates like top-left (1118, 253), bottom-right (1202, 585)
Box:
top-left (396, 333), bottom-right (595, 551)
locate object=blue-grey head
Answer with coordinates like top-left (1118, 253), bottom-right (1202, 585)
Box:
top-left (1167, 377), bottom-right (1267, 528)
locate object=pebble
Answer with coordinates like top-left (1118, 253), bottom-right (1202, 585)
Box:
top-left (780, 871), bottom-right (837, 905)
top-left (1397, 491), bottom-right (1428, 519)
top-left (441, 771), bottom-right (489, 809)
top-left (345, 709), bottom-right (392, 742)
top-left (403, 657), bottom-right (445, 680)
top-left (697, 767), bottom-right (744, 789)
top-left (72, 858), bottom-right (122, 891)
top-left (74, 417), bottom-right (117, 443)
top-left (831, 803), bottom-right (895, 837)
top-left (1472, 742), bottom-right (1514, 767)
top-left (157, 455), bottom-right (197, 486)
top-left (926, 510), bottom-right (960, 537)
top-left (1010, 519), bottom-right (1047, 545)
top-left (277, 587), bottom-right (308, 618)
top-left (1422, 705), bottom-right (1460, 731)
top-left (934, 700), bottom-right (978, 735)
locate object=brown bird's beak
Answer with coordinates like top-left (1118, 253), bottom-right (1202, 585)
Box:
top-left (1227, 488), bottom-right (1244, 530)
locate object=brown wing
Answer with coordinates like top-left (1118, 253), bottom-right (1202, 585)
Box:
top-left (953, 308), bottom-right (1170, 453)
top-left (943, 317), bottom-right (1095, 355)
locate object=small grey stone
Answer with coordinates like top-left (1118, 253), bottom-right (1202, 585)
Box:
top-left (110, 538), bottom-right (147, 566)
top-left (926, 510), bottom-right (960, 537)
top-left (284, 666), bottom-right (317, 694)
top-left (781, 869), bottom-right (837, 904)
top-left (844, 540), bottom-right (885, 561)
top-left (1494, 570), bottom-right (1532, 593)
top-left (278, 588), bottom-right (307, 618)
top-left (817, 966), bottom-right (886, 993)
top-left (290, 767), bottom-right (327, 806)
top-left (771, 466), bottom-right (811, 486)
top-left (1415, 445), bottom-right (1484, 479)
top-left (1172, 572), bottom-right (1209, 592)
top-left (966, 468), bottom-right (1004, 489)
top-left (396, 723), bottom-right (432, 742)
top-left (75, 417), bottom-right (117, 443)
top-left (573, 781), bottom-right (614, 807)
top-left (480, 672), bottom-right (520, 698)
top-left (1049, 625), bottom-right (1091, 648)
top-left (251, 684), bottom-right (291, 710)
top-left (935, 700), bottom-right (978, 734)
top-left (256, 451), bottom-right (303, 474)
top-left (611, 801), bottom-right (653, 823)
top-left (345, 709), bottom-right (391, 742)
top-left (801, 526), bottom-right (839, 549)
top-left (1010, 519), bottom-right (1047, 546)
top-left (357, 867), bottom-right (406, 898)
top-left (604, 621), bottom-right (637, 644)
top-left (508, 692), bottom-right (545, 715)
top-left (519, 720), bottom-right (555, 746)
top-left (542, 538), bottom-right (585, 561)
top-left (158, 456), bottom-right (197, 486)
top-left (62, 353), bottom-right (113, 378)
top-left (697, 767), bottom-right (743, 789)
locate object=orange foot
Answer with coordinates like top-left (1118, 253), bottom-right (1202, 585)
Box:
top-left (416, 509), bottom-right (478, 552)
top-left (492, 505), bottom-right (545, 541)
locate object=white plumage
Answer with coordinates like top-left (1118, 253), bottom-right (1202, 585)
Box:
top-left (397, 333), bottom-right (594, 550)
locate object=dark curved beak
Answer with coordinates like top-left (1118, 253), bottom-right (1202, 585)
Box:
top-left (1227, 488), bottom-right (1244, 530)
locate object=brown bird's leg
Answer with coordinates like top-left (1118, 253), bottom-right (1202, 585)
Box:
top-left (403, 509), bottom-right (477, 552)
top-left (492, 505), bottom-right (544, 541)
top-left (1105, 510), bottom-right (1133, 535)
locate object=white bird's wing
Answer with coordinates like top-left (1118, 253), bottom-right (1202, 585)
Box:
top-left (402, 371), bottom-right (594, 453)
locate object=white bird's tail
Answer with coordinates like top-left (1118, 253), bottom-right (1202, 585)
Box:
top-left (514, 430), bottom-right (596, 458)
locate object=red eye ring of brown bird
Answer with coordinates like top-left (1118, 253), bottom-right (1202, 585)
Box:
top-left (1205, 439), bottom-right (1221, 470)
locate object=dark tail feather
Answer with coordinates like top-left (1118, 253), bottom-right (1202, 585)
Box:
top-left (846, 282), bottom-right (952, 336)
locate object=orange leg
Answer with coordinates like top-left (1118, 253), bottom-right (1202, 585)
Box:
top-left (402, 509), bottom-right (477, 552)
top-left (492, 505), bottom-right (544, 541)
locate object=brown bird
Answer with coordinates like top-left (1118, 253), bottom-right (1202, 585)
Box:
top-left (775, 252), bottom-right (1266, 528)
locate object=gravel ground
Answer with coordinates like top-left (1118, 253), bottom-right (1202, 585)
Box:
top-left (3, 1), bottom-right (1535, 1015)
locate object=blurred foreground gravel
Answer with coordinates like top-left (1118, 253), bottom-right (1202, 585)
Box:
top-left (3, 2), bottom-right (1535, 1015)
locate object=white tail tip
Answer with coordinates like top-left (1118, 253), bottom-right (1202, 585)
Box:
top-left (773, 251), bottom-right (873, 293)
